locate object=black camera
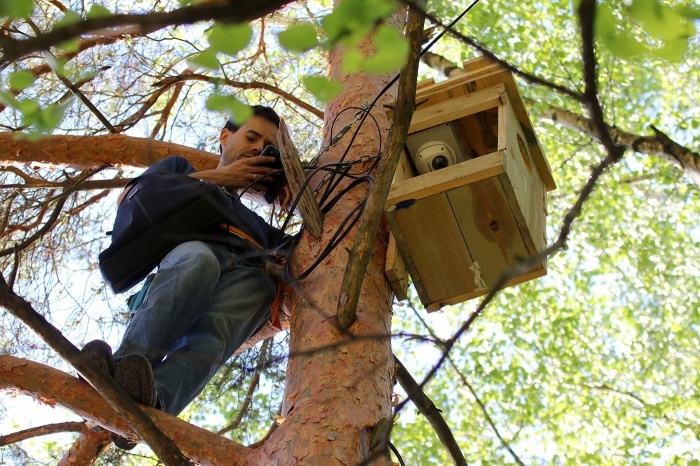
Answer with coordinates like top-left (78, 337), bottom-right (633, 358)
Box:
top-left (259, 145), bottom-right (287, 203)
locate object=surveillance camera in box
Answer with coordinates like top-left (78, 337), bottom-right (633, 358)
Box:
top-left (384, 56), bottom-right (556, 311)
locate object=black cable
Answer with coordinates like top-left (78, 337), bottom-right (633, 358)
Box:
top-left (250, 0), bottom-right (484, 282)
top-left (334, 0), bottom-right (483, 168)
top-left (388, 441), bottom-right (406, 466)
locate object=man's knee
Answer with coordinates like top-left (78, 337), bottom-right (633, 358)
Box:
top-left (161, 241), bottom-right (220, 279)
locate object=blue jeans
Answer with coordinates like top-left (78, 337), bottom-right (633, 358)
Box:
top-left (114, 240), bottom-right (276, 415)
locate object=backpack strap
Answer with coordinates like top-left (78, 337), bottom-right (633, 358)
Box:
top-left (219, 223), bottom-right (264, 250)
top-left (219, 222), bottom-right (284, 328)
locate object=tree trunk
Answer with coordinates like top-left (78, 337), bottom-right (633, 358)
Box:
top-left (253, 9), bottom-right (402, 466)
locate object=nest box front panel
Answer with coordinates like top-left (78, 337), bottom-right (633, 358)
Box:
top-left (388, 193), bottom-right (476, 305)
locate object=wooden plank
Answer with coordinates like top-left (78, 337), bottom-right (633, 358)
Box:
top-left (408, 84), bottom-right (506, 134)
top-left (392, 193), bottom-right (476, 304)
top-left (454, 108), bottom-right (499, 158)
top-left (386, 151), bottom-right (505, 206)
top-left (385, 210), bottom-right (432, 307)
top-left (415, 62), bottom-right (504, 100)
top-left (383, 148), bottom-right (415, 300)
top-left (497, 168), bottom-right (537, 255)
top-left (426, 265), bottom-right (546, 312)
top-left (393, 148), bottom-right (417, 183)
top-left (385, 233), bottom-right (408, 300)
top-left (416, 78), bottom-right (436, 90)
top-left (461, 58), bottom-right (556, 191)
top-left (277, 120), bottom-right (323, 238)
top-left (446, 178), bottom-right (531, 290)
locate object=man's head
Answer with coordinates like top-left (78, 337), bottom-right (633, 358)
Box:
top-left (218, 105), bottom-right (280, 168)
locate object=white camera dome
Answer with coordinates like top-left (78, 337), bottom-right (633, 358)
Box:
top-left (414, 141), bottom-right (457, 175)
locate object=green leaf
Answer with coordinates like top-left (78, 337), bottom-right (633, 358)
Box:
top-left (206, 94), bottom-right (252, 126)
top-left (278, 22), bottom-right (319, 53)
top-left (596, 3), bottom-right (647, 60)
top-left (9, 70), bottom-right (35, 92)
top-left (341, 48), bottom-right (365, 74)
top-left (0, 90), bottom-right (20, 108)
top-left (53, 10), bottom-right (82, 30)
top-left (595, 3), bottom-right (618, 42)
top-left (18, 99), bottom-right (40, 115)
top-left (363, 25), bottom-right (408, 73)
top-left (627, 0), bottom-right (688, 40)
top-left (87, 5), bottom-right (111, 19)
top-left (20, 102), bottom-right (68, 136)
top-left (678, 5), bottom-right (700, 19)
top-left (303, 76), bottom-right (343, 104)
top-left (0, 0), bottom-right (33, 19)
top-left (57, 38), bottom-right (81, 54)
top-left (208, 23), bottom-right (252, 56)
top-left (187, 48), bottom-right (220, 70)
top-left (651, 36), bottom-right (688, 63)
top-left (321, 0), bottom-right (399, 45)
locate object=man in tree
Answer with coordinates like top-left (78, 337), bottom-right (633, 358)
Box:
top-left (81, 105), bottom-right (290, 449)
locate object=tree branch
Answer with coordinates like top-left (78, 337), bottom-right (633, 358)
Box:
top-left (0, 422), bottom-right (86, 446)
top-left (587, 383), bottom-right (700, 436)
top-left (58, 428), bottom-right (112, 466)
top-left (539, 103), bottom-right (700, 184)
top-left (0, 133), bottom-right (220, 169)
top-left (393, 355), bottom-right (468, 466)
top-left (336, 2), bottom-right (425, 329)
top-left (0, 0), bottom-right (295, 66)
top-left (0, 175), bottom-right (132, 191)
top-left (153, 72), bottom-right (324, 120)
top-left (0, 355), bottom-right (251, 465)
top-left (0, 284), bottom-right (194, 465)
top-left (402, 0), bottom-right (583, 101)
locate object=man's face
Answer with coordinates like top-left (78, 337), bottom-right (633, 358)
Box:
top-left (218, 115), bottom-right (279, 168)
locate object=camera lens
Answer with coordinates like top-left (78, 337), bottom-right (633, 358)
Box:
top-left (431, 155), bottom-right (449, 170)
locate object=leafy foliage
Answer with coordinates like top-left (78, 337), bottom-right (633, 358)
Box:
top-left (0, 0), bottom-right (699, 464)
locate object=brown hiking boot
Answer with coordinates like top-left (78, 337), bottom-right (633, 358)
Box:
top-left (111, 354), bottom-right (158, 450)
top-left (79, 340), bottom-right (116, 380)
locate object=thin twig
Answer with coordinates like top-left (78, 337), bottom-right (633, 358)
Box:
top-left (400, 0), bottom-right (584, 101)
top-left (0, 166), bottom-right (107, 258)
top-left (154, 72), bottom-right (323, 119)
top-left (0, 422), bottom-right (86, 446)
top-left (24, 19), bottom-right (116, 133)
top-left (394, 355), bottom-right (468, 466)
top-left (217, 339), bottom-right (272, 436)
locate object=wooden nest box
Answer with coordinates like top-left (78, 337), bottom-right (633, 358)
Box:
top-left (385, 56), bottom-right (556, 311)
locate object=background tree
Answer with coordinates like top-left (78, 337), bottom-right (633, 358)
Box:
top-left (1, 0), bottom-right (699, 465)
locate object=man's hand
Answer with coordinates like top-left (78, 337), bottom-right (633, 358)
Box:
top-left (191, 156), bottom-right (279, 192)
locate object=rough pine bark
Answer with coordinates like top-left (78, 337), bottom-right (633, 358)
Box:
top-left (0, 133), bottom-right (218, 170)
top-left (252, 9), bottom-right (403, 466)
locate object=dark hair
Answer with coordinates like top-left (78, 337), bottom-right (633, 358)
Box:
top-left (223, 105), bottom-right (280, 132)
top-left (220, 105), bottom-right (280, 154)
